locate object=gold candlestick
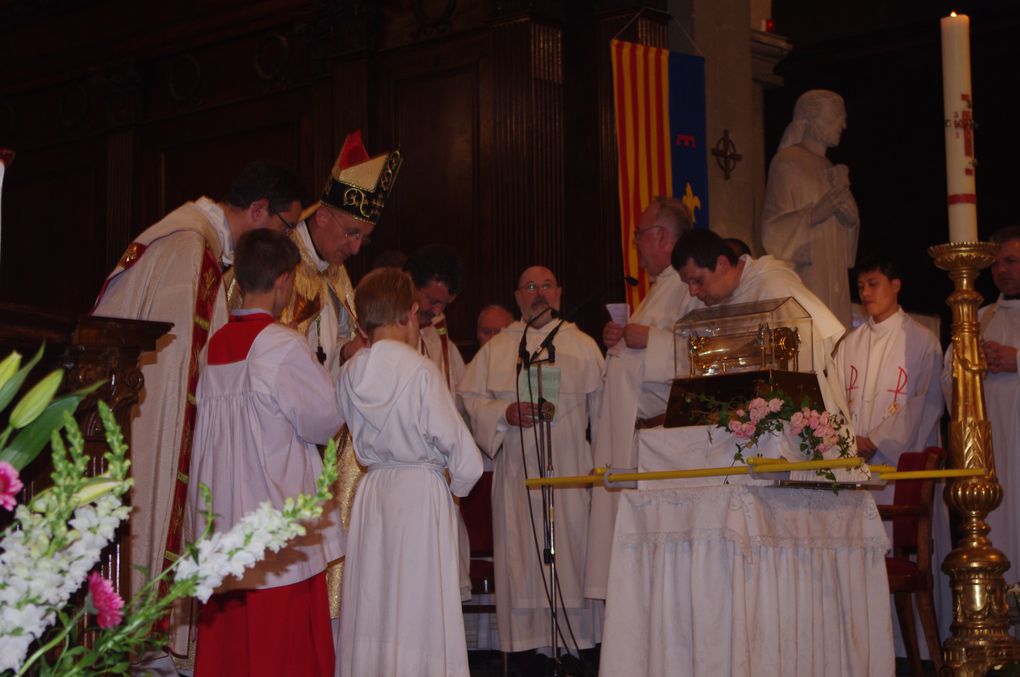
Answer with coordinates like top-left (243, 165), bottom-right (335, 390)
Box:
top-left (930, 242), bottom-right (1020, 675)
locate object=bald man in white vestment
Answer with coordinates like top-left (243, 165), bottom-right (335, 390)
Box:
top-left (459, 266), bottom-right (605, 655)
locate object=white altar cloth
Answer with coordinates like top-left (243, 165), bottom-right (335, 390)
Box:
top-left (600, 484), bottom-right (894, 677)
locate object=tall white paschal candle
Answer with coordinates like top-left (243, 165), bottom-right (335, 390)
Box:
top-left (941, 12), bottom-right (978, 242)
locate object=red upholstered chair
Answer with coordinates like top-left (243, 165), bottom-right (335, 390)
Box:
top-left (460, 471), bottom-right (506, 676)
top-left (877, 446), bottom-right (946, 677)
top-left (461, 471), bottom-right (496, 607)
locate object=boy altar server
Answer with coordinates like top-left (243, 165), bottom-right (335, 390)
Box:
top-left (834, 255), bottom-right (943, 501)
top-left (187, 228), bottom-right (344, 676)
top-left (336, 268), bottom-right (483, 677)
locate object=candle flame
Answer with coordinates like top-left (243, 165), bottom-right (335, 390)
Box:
top-left (950, 11), bottom-right (957, 17)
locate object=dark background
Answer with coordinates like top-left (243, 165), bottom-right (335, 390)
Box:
top-left (1, 0), bottom-right (1017, 354)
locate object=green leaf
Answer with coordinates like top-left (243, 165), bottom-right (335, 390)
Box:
top-left (0, 343), bottom-right (44, 412)
top-left (8, 369), bottom-right (63, 428)
top-left (0, 381), bottom-right (103, 471)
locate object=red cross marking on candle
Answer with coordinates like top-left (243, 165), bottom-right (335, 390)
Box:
top-left (847, 365), bottom-right (858, 405)
top-left (886, 367), bottom-right (908, 405)
top-left (960, 109), bottom-right (974, 157)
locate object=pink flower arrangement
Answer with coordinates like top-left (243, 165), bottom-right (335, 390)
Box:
top-left (87, 572), bottom-right (125, 629)
top-left (714, 390), bottom-right (852, 464)
top-left (0, 461), bottom-right (22, 511)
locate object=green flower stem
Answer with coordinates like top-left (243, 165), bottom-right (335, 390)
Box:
top-left (16, 606), bottom-right (87, 677)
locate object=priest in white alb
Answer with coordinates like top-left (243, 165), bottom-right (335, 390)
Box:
top-left (834, 255), bottom-right (943, 505)
top-left (406, 243), bottom-right (468, 396)
top-left (584, 196), bottom-right (695, 600)
top-left (91, 162), bottom-right (305, 661)
top-left (671, 228), bottom-right (849, 415)
top-left (459, 265), bottom-right (604, 660)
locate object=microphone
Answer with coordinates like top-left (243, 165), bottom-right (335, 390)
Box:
top-left (528, 275), bottom-right (634, 365)
top-left (517, 306), bottom-right (555, 374)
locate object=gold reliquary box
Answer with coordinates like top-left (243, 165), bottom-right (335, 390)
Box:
top-left (665, 297), bottom-right (821, 427)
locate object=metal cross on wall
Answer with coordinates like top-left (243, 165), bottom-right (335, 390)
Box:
top-left (711, 129), bottom-right (742, 180)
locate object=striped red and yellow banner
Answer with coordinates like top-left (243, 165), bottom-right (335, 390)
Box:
top-left (612, 39), bottom-right (707, 307)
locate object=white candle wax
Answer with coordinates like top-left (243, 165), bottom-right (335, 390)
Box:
top-left (941, 12), bottom-right (978, 242)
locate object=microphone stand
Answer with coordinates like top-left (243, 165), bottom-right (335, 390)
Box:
top-left (526, 320), bottom-right (565, 677)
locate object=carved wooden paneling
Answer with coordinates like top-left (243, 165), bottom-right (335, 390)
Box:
top-left (0, 304), bottom-right (170, 597)
top-left (138, 90), bottom-right (312, 224)
top-left (0, 142), bottom-right (106, 314)
top-left (373, 30), bottom-right (488, 346)
top-left (105, 131), bottom-right (137, 274)
top-left (489, 17), bottom-right (566, 312)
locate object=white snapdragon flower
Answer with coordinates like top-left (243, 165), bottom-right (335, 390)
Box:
top-left (0, 486), bottom-right (132, 668)
top-left (175, 500), bottom-right (317, 603)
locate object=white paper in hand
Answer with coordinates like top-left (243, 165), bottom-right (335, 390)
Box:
top-left (606, 303), bottom-right (630, 326)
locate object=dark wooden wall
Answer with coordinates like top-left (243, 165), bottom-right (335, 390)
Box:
top-left (0, 0), bottom-right (672, 354)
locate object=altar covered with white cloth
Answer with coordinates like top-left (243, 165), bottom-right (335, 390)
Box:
top-left (599, 426), bottom-right (895, 677)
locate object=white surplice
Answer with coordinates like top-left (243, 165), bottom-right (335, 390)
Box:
top-left (458, 320), bottom-right (605, 652)
top-left (835, 308), bottom-right (943, 499)
top-left (336, 339), bottom-right (483, 677)
top-left (585, 266), bottom-right (695, 599)
top-left (419, 316), bottom-right (473, 601)
top-left (187, 319), bottom-right (345, 591)
top-left (420, 314), bottom-right (467, 395)
top-left (92, 197), bottom-right (232, 651)
top-left (762, 146), bottom-right (860, 327)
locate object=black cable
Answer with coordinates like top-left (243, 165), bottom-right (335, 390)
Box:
top-left (515, 327), bottom-right (592, 676)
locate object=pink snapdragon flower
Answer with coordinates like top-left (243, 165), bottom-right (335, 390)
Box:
top-left (88, 572), bottom-right (125, 629)
top-left (0, 461), bottom-right (23, 511)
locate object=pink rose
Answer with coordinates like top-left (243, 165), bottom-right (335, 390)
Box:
top-left (748, 398), bottom-right (769, 424)
top-left (734, 408), bottom-right (746, 419)
top-left (0, 461), bottom-right (23, 511)
top-left (88, 572), bottom-right (125, 629)
top-left (768, 398), bottom-right (783, 413)
top-left (789, 412), bottom-right (805, 435)
top-left (728, 420), bottom-right (744, 435)
top-left (741, 422), bottom-right (757, 439)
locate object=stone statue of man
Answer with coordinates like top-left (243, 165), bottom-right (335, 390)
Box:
top-left (762, 89), bottom-right (860, 326)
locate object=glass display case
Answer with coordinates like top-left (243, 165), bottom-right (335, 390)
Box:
top-left (674, 297), bottom-right (813, 378)
top-left (664, 298), bottom-right (821, 427)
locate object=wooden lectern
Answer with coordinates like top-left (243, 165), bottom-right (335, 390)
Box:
top-left (0, 303), bottom-right (170, 597)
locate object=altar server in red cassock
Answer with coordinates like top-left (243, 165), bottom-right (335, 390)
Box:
top-left (187, 228), bottom-right (344, 677)
top-left (91, 163), bottom-right (305, 659)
